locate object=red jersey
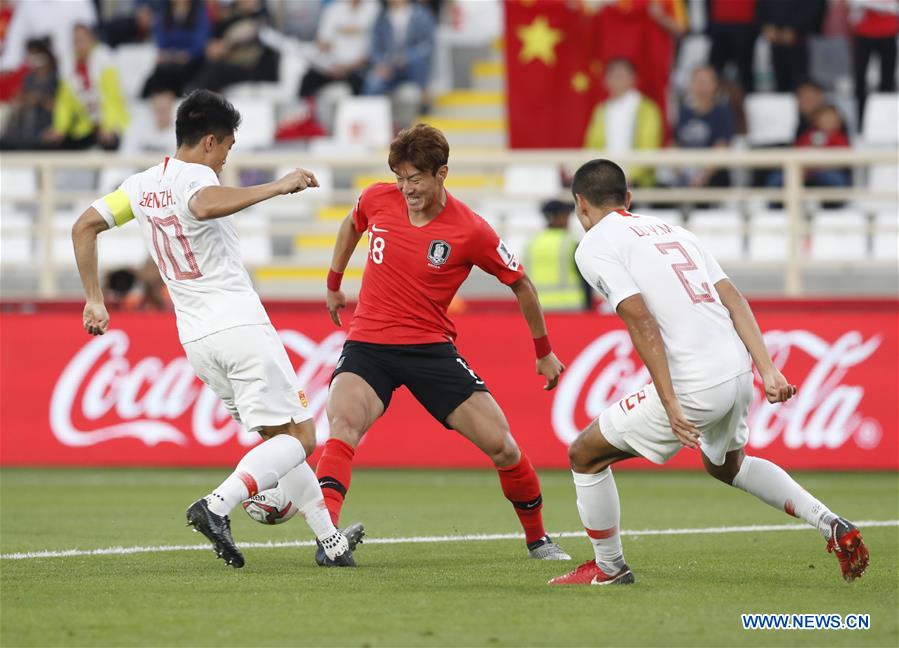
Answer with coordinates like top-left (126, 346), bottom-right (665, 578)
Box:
top-left (348, 183), bottom-right (524, 344)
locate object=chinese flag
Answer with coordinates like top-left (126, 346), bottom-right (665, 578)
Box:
top-left (505, 0), bottom-right (603, 148)
top-left (505, 0), bottom-right (685, 149)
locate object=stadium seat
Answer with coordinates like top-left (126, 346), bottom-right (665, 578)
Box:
top-left (872, 210), bottom-right (898, 260)
top-left (0, 166), bottom-right (38, 200)
top-left (227, 98), bottom-right (276, 151)
top-left (686, 210), bottom-right (744, 262)
top-left (745, 94), bottom-right (798, 146)
top-left (639, 209), bottom-right (684, 228)
top-left (503, 165), bottom-right (561, 198)
top-left (672, 34), bottom-right (711, 91)
top-left (333, 96), bottom-right (392, 149)
top-left (276, 165), bottom-right (334, 201)
top-left (114, 44), bottom-right (157, 99)
top-left (809, 210), bottom-right (867, 261)
top-left (0, 207), bottom-right (33, 265)
top-left (861, 94), bottom-right (899, 145)
top-left (747, 210), bottom-right (790, 262)
top-left (234, 209), bottom-right (273, 266)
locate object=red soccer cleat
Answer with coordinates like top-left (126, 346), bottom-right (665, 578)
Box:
top-left (826, 518), bottom-right (869, 582)
top-left (548, 559), bottom-right (635, 586)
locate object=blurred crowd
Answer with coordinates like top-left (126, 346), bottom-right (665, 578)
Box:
top-left (0, 0), bottom-right (440, 150)
top-left (0, 0), bottom-right (895, 198)
top-left (574, 0), bottom-right (896, 194)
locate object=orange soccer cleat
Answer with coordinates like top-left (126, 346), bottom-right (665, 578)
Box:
top-left (826, 518), bottom-right (869, 582)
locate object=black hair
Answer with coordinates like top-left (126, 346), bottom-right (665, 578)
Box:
top-left (571, 159), bottom-right (628, 208)
top-left (25, 37), bottom-right (56, 69)
top-left (175, 89), bottom-right (241, 147)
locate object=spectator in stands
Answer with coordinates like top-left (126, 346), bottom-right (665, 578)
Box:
top-left (43, 23), bottom-right (128, 150)
top-left (0, 38), bottom-right (58, 150)
top-left (189, 0), bottom-right (280, 93)
top-left (766, 105), bottom-right (851, 196)
top-left (120, 83), bottom-right (176, 153)
top-left (674, 65), bottom-right (735, 188)
top-left (707, 0), bottom-right (757, 93)
top-left (299, 0), bottom-right (379, 98)
top-left (523, 200), bottom-right (591, 312)
top-left (101, 0), bottom-right (159, 48)
top-left (584, 58), bottom-right (662, 187)
top-left (363, 0), bottom-right (436, 108)
top-left (795, 79), bottom-right (849, 138)
top-left (757, 0), bottom-right (827, 92)
top-left (0, 0), bottom-right (96, 73)
top-left (141, 0), bottom-right (210, 97)
top-left (850, 0), bottom-right (898, 123)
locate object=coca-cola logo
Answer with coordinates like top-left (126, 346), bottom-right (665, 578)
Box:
top-left (552, 329), bottom-right (883, 450)
top-left (50, 329), bottom-right (347, 448)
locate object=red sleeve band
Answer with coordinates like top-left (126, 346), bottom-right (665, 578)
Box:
top-left (326, 269), bottom-right (343, 292)
top-left (533, 335), bottom-right (552, 358)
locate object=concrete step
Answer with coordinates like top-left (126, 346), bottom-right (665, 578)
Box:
top-left (431, 90), bottom-right (505, 119)
top-left (472, 60), bottom-right (504, 91)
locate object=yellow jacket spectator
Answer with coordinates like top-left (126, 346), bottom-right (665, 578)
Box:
top-left (584, 58), bottom-right (662, 187)
top-left (47, 24), bottom-right (127, 150)
top-left (523, 200), bottom-right (590, 312)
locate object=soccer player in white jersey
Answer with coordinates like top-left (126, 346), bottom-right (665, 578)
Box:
top-left (549, 159), bottom-right (869, 586)
top-left (71, 89), bottom-right (360, 569)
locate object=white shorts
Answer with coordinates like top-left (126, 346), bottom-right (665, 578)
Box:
top-left (183, 324), bottom-right (312, 432)
top-left (598, 372), bottom-right (753, 466)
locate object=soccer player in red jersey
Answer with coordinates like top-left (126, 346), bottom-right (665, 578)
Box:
top-left (317, 124), bottom-right (571, 565)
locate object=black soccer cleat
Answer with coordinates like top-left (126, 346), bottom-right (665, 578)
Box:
top-left (186, 498), bottom-right (245, 568)
top-left (315, 522), bottom-right (365, 567)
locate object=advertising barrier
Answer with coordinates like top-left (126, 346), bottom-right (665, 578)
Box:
top-left (1, 301), bottom-right (896, 469)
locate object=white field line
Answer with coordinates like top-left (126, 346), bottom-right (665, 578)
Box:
top-left (2, 520), bottom-right (897, 561)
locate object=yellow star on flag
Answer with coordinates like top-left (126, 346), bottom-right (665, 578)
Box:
top-left (517, 16), bottom-right (564, 66)
top-left (571, 71), bottom-right (590, 93)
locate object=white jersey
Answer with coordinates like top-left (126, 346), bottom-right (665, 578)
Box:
top-left (92, 156), bottom-right (270, 343)
top-left (575, 209), bottom-right (751, 394)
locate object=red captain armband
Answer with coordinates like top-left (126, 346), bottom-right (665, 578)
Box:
top-left (326, 269), bottom-right (343, 292)
top-left (533, 335), bottom-right (552, 358)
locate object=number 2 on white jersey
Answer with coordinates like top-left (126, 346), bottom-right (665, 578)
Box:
top-left (150, 215), bottom-right (202, 280)
top-left (655, 241), bottom-right (714, 304)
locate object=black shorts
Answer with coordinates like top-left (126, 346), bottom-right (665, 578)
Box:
top-left (331, 341), bottom-right (490, 428)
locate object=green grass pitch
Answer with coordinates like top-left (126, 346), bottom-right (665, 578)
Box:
top-left (1, 468), bottom-right (897, 647)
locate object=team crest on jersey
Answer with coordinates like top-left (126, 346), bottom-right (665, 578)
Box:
top-left (496, 240), bottom-right (520, 271)
top-left (427, 240), bottom-right (452, 266)
top-left (297, 389), bottom-right (309, 408)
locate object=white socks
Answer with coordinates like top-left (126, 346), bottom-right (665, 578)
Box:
top-left (277, 462), bottom-right (340, 542)
top-left (732, 456), bottom-right (837, 539)
top-left (207, 435), bottom-right (306, 516)
top-left (572, 468), bottom-right (626, 575)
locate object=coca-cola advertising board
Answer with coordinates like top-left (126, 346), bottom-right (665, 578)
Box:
top-left (1, 301), bottom-right (896, 469)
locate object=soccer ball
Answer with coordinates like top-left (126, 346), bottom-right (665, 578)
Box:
top-left (241, 485), bottom-right (298, 525)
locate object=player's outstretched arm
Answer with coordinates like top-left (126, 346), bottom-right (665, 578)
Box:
top-left (715, 278), bottom-right (797, 403)
top-left (326, 214), bottom-right (365, 326)
top-left (188, 168), bottom-right (319, 220)
top-left (616, 294), bottom-right (701, 448)
top-left (509, 275), bottom-right (565, 390)
top-left (72, 207), bottom-right (111, 336)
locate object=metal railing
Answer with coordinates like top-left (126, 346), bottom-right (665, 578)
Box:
top-left (1, 147), bottom-right (896, 298)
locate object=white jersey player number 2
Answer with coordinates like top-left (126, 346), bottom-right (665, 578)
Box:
top-left (654, 242), bottom-right (714, 305)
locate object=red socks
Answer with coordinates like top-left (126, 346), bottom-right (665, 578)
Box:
top-left (496, 454), bottom-right (546, 544)
top-left (315, 438), bottom-right (356, 526)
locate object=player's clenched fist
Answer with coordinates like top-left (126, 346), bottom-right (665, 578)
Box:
top-left (276, 168), bottom-right (319, 195)
top-left (536, 352), bottom-right (565, 391)
top-left (82, 301), bottom-right (109, 336)
top-left (761, 367), bottom-right (797, 403)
